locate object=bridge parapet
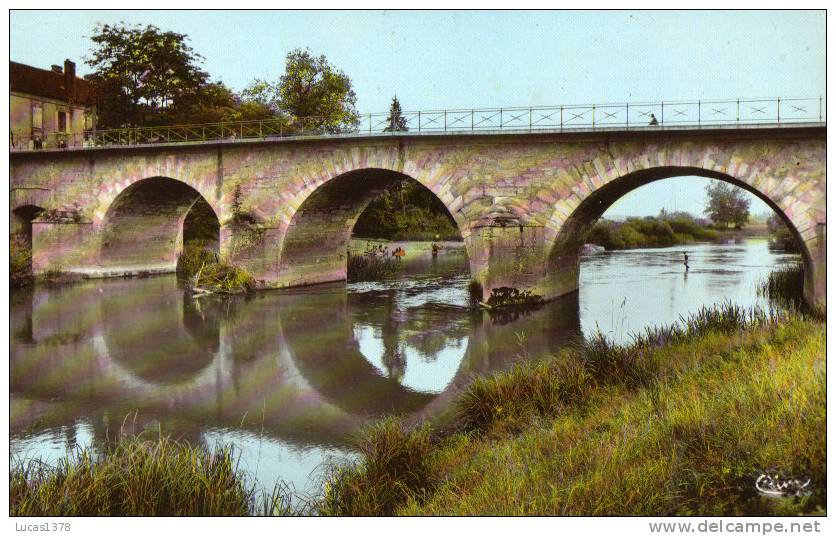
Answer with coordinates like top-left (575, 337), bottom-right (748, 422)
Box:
top-left (10, 96), bottom-right (825, 152)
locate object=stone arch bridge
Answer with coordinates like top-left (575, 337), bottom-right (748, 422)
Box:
top-left (9, 124), bottom-right (826, 306)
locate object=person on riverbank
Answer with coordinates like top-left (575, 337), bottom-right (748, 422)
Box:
top-left (431, 243), bottom-right (439, 257)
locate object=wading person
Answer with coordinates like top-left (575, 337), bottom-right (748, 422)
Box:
top-left (683, 251), bottom-right (689, 271)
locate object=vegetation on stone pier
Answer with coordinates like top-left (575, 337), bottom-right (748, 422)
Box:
top-left (176, 241), bottom-right (255, 295)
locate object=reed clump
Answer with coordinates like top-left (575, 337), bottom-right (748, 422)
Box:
top-left (757, 261), bottom-right (805, 311)
top-left (346, 252), bottom-right (401, 282)
top-left (10, 437), bottom-right (264, 516)
top-left (319, 418), bottom-right (435, 516)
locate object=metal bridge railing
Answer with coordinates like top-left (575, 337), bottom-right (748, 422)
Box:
top-left (9, 96), bottom-right (825, 152)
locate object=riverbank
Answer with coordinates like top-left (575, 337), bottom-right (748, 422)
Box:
top-left (11, 304), bottom-right (824, 516)
top-left (588, 216), bottom-right (769, 251)
top-left (348, 238), bottom-right (466, 258)
top-left (321, 305), bottom-right (825, 516)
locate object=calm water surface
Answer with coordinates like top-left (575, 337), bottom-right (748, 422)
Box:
top-left (10, 239), bottom-right (799, 494)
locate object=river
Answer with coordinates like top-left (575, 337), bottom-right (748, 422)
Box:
top-left (10, 238), bottom-right (799, 496)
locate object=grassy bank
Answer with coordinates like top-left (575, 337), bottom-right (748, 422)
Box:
top-left (588, 214), bottom-right (758, 250)
top-left (321, 305), bottom-right (825, 516)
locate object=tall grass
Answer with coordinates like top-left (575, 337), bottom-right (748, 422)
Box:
top-left (458, 302), bottom-right (790, 435)
top-left (347, 252), bottom-right (401, 282)
top-left (11, 437), bottom-right (272, 516)
top-left (319, 418), bottom-right (435, 516)
top-left (758, 262), bottom-right (805, 311)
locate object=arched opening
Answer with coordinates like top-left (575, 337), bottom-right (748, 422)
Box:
top-left (546, 167), bottom-right (811, 332)
top-left (100, 177), bottom-right (220, 270)
top-left (12, 205), bottom-right (44, 250)
top-left (277, 169), bottom-right (473, 409)
top-left (11, 205), bottom-right (44, 285)
top-left (278, 168), bottom-right (467, 287)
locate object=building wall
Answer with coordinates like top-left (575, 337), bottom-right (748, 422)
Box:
top-left (10, 92), bottom-right (91, 149)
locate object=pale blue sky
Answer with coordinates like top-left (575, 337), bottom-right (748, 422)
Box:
top-left (10, 10), bottom-right (825, 217)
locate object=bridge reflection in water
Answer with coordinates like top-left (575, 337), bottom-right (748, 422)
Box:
top-left (10, 253), bottom-right (581, 492)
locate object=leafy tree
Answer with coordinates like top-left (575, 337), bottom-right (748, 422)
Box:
top-left (277, 49), bottom-right (359, 133)
top-left (238, 80), bottom-right (283, 121)
top-left (703, 181), bottom-right (751, 229)
top-left (173, 82), bottom-right (241, 124)
top-left (353, 180), bottom-right (461, 241)
top-left (383, 96), bottom-right (409, 132)
top-left (85, 23), bottom-right (210, 127)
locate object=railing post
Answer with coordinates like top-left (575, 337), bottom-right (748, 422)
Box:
top-left (626, 102), bottom-right (629, 129)
top-left (471, 109), bottom-right (474, 132)
top-left (560, 106), bottom-right (563, 131)
top-left (736, 98), bottom-right (740, 123)
top-left (660, 102), bottom-right (664, 126)
top-left (529, 107), bottom-right (532, 131)
top-left (698, 100), bottom-right (701, 125)
top-left (418, 111), bottom-right (421, 133)
top-left (777, 97), bottom-right (781, 123)
top-left (500, 108), bottom-right (503, 130)
top-left (592, 105), bottom-right (595, 129)
top-left (444, 110), bottom-right (447, 131)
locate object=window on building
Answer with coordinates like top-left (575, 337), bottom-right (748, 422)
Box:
top-left (31, 102), bottom-right (43, 130)
top-left (58, 111), bottom-right (68, 132)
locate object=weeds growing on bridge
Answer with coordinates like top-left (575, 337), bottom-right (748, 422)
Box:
top-left (176, 241), bottom-right (255, 294)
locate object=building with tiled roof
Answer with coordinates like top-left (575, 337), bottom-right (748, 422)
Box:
top-left (10, 59), bottom-right (98, 149)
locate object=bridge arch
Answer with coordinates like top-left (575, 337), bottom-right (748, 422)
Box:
top-left (99, 176), bottom-right (221, 270)
top-left (275, 167), bottom-right (471, 287)
top-left (544, 165), bottom-right (818, 303)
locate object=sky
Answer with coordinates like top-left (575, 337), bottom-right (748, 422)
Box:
top-left (9, 10), bottom-right (825, 217)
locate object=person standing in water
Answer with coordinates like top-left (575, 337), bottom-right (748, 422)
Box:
top-left (683, 251), bottom-right (690, 271)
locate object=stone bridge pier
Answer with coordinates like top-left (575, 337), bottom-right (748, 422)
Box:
top-left (10, 125), bottom-right (826, 308)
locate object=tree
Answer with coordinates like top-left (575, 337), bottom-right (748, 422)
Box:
top-left (85, 23), bottom-right (209, 127)
top-left (383, 96), bottom-right (408, 132)
top-left (238, 80), bottom-right (283, 121)
top-left (703, 181), bottom-right (751, 229)
top-left (277, 49), bottom-right (359, 134)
